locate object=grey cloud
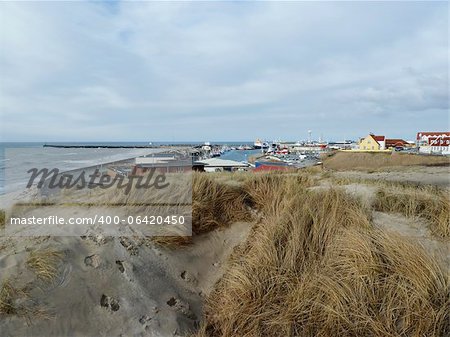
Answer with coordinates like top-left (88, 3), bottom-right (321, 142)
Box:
top-left (0, 1), bottom-right (448, 142)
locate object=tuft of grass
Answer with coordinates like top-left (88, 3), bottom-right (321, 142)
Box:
top-left (192, 172), bottom-right (252, 235)
top-left (0, 209), bottom-right (5, 229)
top-left (0, 280), bottom-right (29, 316)
top-left (152, 172), bottom-right (253, 246)
top-left (374, 186), bottom-right (450, 238)
top-left (243, 172), bottom-right (317, 214)
top-left (26, 250), bottom-right (63, 282)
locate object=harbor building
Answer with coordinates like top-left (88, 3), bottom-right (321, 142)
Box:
top-left (417, 132), bottom-right (450, 155)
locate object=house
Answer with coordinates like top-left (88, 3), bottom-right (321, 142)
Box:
top-left (416, 132), bottom-right (450, 155)
top-left (195, 158), bottom-right (249, 172)
top-left (385, 138), bottom-right (409, 150)
top-left (359, 134), bottom-right (386, 151)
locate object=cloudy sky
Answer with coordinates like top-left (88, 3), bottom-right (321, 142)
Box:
top-left (0, 1), bottom-right (448, 142)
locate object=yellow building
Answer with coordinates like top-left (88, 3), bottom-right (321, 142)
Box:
top-left (359, 134), bottom-right (385, 151)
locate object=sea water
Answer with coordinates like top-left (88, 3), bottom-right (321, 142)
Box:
top-left (0, 142), bottom-right (161, 195)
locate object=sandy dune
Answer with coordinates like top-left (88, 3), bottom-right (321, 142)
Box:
top-left (0, 222), bottom-right (251, 337)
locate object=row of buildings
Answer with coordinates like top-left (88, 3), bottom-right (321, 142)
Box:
top-left (358, 132), bottom-right (450, 155)
top-left (104, 131), bottom-right (450, 179)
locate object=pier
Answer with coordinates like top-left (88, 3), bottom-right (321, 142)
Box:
top-left (44, 144), bottom-right (160, 149)
top-left (42, 143), bottom-right (228, 149)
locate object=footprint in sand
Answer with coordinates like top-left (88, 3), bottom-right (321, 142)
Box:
top-left (84, 254), bottom-right (101, 268)
top-left (180, 270), bottom-right (197, 285)
top-left (166, 297), bottom-right (196, 320)
top-left (116, 260), bottom-right (125, 273)
top-left (119, 237), bottom-right (139, 255)
top-left (100, 294), bottom-right (120, 312)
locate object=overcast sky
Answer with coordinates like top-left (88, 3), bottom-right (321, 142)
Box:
top-left (0, 1), bottom-right (448, 142)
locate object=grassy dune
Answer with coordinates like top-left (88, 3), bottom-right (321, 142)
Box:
top-left (322, 151), bottom-right (450, 171)
top-left (4, 170), bottom-right (448, 335)
top-left (153, 173), bottom-right (253, 246)
top-left (191, 172), bottom-right (449, 337)
top-left (374, 186), bottom-right (450, 238)
top-left (0, 249), bottom-right (62, 318)
top-left (328, 176), bottom-right (450, 239)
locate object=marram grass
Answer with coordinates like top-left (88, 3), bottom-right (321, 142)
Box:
top-left (190, 173), bottom-right (449, 337)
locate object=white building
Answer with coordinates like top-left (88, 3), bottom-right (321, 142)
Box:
top-left (416, 132), bottom-right (450, 155)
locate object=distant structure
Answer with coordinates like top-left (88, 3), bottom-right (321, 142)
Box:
top-left (359, 134), bottom-right (410, 152)
top-left (195, 158), bottom-right (249, 172)
top-left (385, 138), bottom-right (409, 149)
top-left (416, 132), bottom-right (450, 155)
top-left (328, 140), bottom-right (356, 150)
top-left (359, 134), bottom-right (386, 151)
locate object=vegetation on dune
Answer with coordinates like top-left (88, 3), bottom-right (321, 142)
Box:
top-left (0, 280), bottom-right (23, 315)
top-left (0, 280), bottom-right (30, 317)
top-left (26, 250), bottom-right (63, 282)
top-left (325, 175), bottom-right (450, 239)
top-left (190, 173), bottom-right (449, 337)
top-left (0, 209), bottom-right (5, 229)
top-left (192, 172), bottom-right (252, 234)
top-left (2, 169), bottom-right (449, 334)
top-left (153, 172), bottom-right (253, 246)
top-left (322, 151), bottom-right (450, 171)
top-left (374, 186), bottom-right (450, 238)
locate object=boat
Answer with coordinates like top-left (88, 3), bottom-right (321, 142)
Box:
top-left (202, 142), bottom-right (211, 151)
top-left (254, 139), bottom-right (263, 149)
top-left (254, 139), bottom-right (269, 149)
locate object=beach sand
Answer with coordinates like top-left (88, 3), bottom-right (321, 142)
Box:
top-left (0, 220), bottom-right (251, 336)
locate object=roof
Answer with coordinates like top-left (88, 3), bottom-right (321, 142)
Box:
top-left (385, 139), bottom-right (408, 147)
top-left (255, 161), bottom-right (289, 167)
top-left (196, 158), bottom-right (249, 167)
top-left (370, 135), bottom-right (385, 142)
top-left (416, 132), bottom-right (450, 140)
top-left (253, 165), bottom-right (291, 172)
top-left (135, 161), bottom-right (191, 168)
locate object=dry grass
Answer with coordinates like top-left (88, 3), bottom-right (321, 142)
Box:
top-left (374, 186), bottom-right (450, 238)
top-left (192, 172), bottom-right (252, 234)
top-left (324, 175), bottom-right (450, 239)
top-left (0, 280), bottom-right (31, 317)
top-left (323, 151), bottom-right (450, 171)
top-left (26, 250), bottom-right (63, 282)
top-left (282, 229), bottom-right (450, 337)
top-left (192, 176), bottom-right (449, 337)
top-left (243, 172), bottom-right (317, 214)
top-left (152, 172), bottom-right (253, 246)
top-left (0, 209), bottom-right (5, 229)
top-left (0, 279), bottom-right (51, 320)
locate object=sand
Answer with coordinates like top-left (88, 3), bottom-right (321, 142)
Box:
top-left (1, 166), bottom-right (448, 336)
top-left (0, 222), bottom-right (251, 336)
top-left (372, 211), bottom-right (449, 269)
top-left (333, 166), bottom-right (450, 187)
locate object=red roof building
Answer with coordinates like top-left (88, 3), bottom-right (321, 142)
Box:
top-left (371, 135), bottom-right (385, 143)
top-left (416, 132), bottom-right (450, 154)
top-left (385, 138), bottom-right (408, 148)
top-left (416, 132), bottom-right (450, 142)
